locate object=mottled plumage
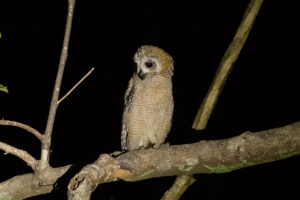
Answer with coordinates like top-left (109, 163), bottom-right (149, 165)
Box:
top-left (121, 45), bottom-right (174, 151)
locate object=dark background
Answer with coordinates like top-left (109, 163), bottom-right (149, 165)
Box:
top-left (0, 0), bottom-right (299, 199)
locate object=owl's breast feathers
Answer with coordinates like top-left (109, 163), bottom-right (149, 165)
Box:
top-left (121, 74), bottom-right (173, 151)
top-left (130, 74), bottom-right (173, 112)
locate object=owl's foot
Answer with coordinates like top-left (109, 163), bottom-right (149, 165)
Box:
top-left (110, 151), bottom-right (123, 157)
top-left (153, 142), bottom-right (170, 149)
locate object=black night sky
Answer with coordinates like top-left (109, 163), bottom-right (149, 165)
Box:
top-left (0, 0), bottom-right (299, 199)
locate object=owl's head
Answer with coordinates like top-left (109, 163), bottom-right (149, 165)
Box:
top-left (134, 45), bottom-right (174, 80)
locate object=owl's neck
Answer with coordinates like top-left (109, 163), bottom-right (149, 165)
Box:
top-left (133, 73), bottom-right (172, 88)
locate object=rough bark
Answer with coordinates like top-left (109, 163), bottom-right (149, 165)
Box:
top-left (0, 165), bottom-right (70, 200)
top-left (68, 121), bottom-right (300, 199)
top-left (1, 121), bottom-right (299, 199)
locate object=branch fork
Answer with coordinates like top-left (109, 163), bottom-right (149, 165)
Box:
top-left (2, 1), bottom-right (300, 200)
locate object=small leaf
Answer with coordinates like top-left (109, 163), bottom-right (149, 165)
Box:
top-left (0, 84), bottom-right (8, 93)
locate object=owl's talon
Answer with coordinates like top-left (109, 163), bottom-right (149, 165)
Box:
top-left (111, 151), bottom-right (123, 157)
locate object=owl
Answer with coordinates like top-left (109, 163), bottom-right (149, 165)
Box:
top-left (121, 45), bottom-right (174, 151)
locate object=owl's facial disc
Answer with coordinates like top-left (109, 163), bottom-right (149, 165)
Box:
top-left (137, 57), bottom-right (160, 80)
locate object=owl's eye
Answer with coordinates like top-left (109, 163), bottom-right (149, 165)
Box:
top-left (145, 62), bottom-right (153, 68)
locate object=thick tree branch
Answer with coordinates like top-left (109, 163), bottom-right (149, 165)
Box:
top-left (68, 121), bottom-right (300, 199)
top-left (0, 120), bottom-right (42, 141)
top-left (192, 0), bottom-right (264, 130)
top-left (0, 165), bottom-right (71, 200)
top-left (0, 141), bottom-right (37, 170)
top-left (41, 0), bottom-right (76, 167)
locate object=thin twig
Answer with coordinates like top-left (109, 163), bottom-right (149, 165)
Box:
top-left (57, 67), bottom-right (94, 105)
top-left (40, 0), bottom-right (76, 167)
top-left (0, 141), bottom-right (37, 170)
top-left (192, 0), bottom-right (264, 130)
top-left (0, 120), bottom-right (42, 141)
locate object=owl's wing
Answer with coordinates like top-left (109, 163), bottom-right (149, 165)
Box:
top-left (121, 78), bottom-right (134, 151)
top-left (124, 78), bottom-right (134, 109)
top-left (121, 124), bottom-right (128, 151)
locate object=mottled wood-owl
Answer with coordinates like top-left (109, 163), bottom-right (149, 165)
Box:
top-left (121, 45), bottom-right (174, 151)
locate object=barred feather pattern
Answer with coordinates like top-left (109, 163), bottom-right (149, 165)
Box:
top-left (121, 74), bottom-right (173, 151)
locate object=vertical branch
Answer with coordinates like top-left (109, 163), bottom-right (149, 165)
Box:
top-left (192, 0), bottom-right (264, 130)
top-left (164, 0), bottom-right (264, 199)
top-left (40, 0), bottom-right (76, 167)
top-left (162, 175), bottom-right (196, 200)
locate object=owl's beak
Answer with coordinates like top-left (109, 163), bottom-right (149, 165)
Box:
top-left (138, 71), bottom-right (146, 80)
